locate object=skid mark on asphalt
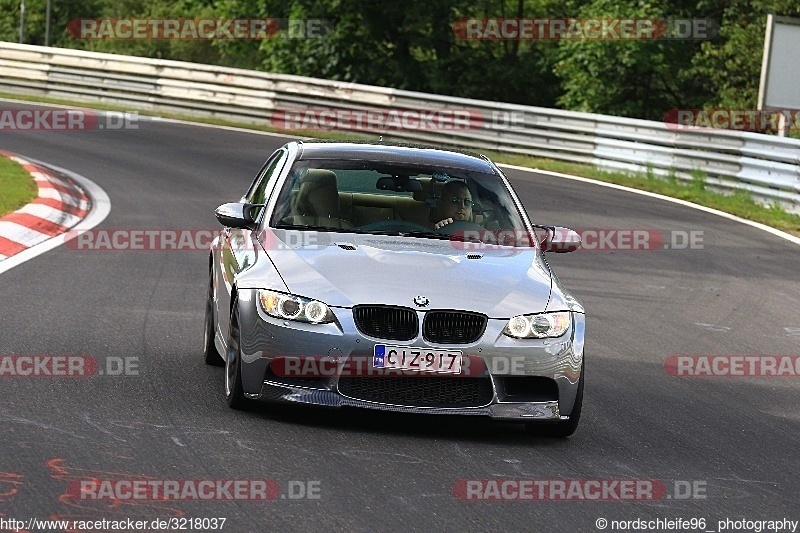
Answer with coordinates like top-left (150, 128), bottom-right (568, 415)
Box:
top-left (335, 450), bottom-right (424, 464)
top-left (784, 327), bottom-right (800, 337)
top-left (1, 411), bottom-right (234, 454)
top-left (694, 322), bottom-right (731, 332)
top-left (0, 413), bottom-right (88, 440)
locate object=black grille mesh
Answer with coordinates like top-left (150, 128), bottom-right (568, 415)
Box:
top-left (338, 376), bottom-right (493, 408)
top-left (353, 306), bottom-right (418, 341)
top-left (423, 311), bottom-right (487, 344)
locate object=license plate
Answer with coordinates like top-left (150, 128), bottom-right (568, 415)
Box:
top-left (373, 345), bottom-right (463, 374)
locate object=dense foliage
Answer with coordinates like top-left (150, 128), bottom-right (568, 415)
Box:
top-left (2, 0), bottom-right (799, 120)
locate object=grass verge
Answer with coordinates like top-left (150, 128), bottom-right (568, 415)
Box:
top-left (0, 154), bottom-right (37, 217)
top-left (489, 154), bottom-right (800, 237)
top-left (2, 91), bottom-right (799, 237)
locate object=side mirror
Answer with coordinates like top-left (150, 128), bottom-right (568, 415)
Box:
top-left (537, 225), bottom-right (581, 253)
top-left (214, 203), bottom-right (263, 229)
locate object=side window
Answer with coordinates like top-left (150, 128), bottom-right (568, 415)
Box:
top-left (246, 150), bottom-right (287, 220)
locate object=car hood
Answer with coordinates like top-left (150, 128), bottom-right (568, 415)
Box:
top-left (264, 231), bottom-right (552, 318)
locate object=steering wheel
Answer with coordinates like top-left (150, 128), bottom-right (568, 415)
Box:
top-left (433, 219), bottom-right (484, 236)
top-left (357, 220), bottom-right (431, 233)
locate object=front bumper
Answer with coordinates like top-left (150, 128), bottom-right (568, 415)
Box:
top-left (234, 289), bottom-right (584, 422)
top-left (252, 380), bottom-right (561, 420)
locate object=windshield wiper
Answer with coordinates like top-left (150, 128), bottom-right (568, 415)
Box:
top-left (274, 223), bottom-right (347, 232)
top-left (403, 231), bottom-right (484, 243)
top-left (347, 229), bottom-right (405, 237)
top-left (404, 231), bottom-right (471, 242)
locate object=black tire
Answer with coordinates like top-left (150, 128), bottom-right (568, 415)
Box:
top-left (527, 363), bottom-right (584, 438)
top-left (225, 301), bottom-right (252, 410)
top-left (203, 275), bottom-right (224, 366)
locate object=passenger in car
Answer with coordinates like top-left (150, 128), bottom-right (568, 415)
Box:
top-left (433, 180), bottom-right (474, 229)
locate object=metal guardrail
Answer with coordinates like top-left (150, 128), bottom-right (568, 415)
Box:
top-left (1, 42), bottom-right (798, 213)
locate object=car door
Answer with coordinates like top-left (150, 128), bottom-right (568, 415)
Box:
top-left (216, 149), bottom-right (288, 332)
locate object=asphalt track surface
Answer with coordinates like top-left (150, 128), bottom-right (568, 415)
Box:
top-left (1, 102), bottom-right (799, 532)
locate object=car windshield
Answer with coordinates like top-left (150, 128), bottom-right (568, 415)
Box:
top-left (269, 159), bottom-right (532, 246)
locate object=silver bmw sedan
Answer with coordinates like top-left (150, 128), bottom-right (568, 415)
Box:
top-left (205, 140), bottom-right (585, 437)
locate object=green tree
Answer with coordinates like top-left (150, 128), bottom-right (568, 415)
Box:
top-left (213, 0), bottom-right (564, 106)
top-left (78, 0), bottom-right (221, 63)
top-left (687, 0), bottom-right (800, 110)
top-left (0, 0), bottom-right (106, 46)
top-left (3, 0), bottom-right (795, 121)
top-left (553, 0), bottom-right (712, 119)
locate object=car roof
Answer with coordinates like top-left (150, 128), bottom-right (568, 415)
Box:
top-left (294, 140), bottom-right (498, 174)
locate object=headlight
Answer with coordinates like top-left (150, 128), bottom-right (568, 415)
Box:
top-left (258, 290), bottom-right (335, 324)
top-left (503, 311), bottom-right (571, 339)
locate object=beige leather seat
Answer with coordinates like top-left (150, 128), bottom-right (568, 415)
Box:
top-left (283, 169), bottom-right (353, 229)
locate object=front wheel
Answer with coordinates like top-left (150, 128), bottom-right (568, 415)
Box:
top-left (225, 301), bottom-right (252, 410)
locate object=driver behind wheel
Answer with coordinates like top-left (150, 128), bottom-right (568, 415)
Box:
top-left (433, 180), bottom-right (474, 229)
